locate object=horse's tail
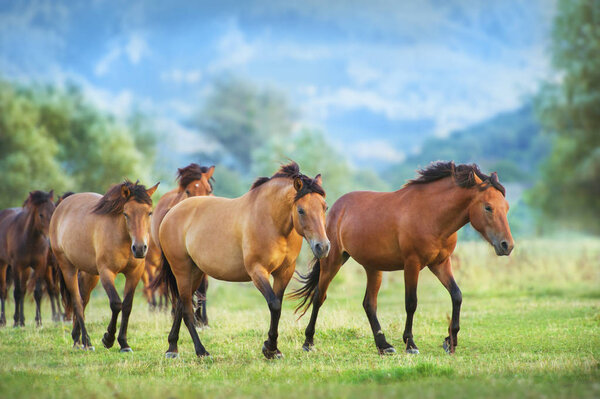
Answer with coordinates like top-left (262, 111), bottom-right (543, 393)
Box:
top-left (150, 252), bottom-right (179, 305)
top-left (57, 266), bottom-right (73, 317)
top-left (288, 257), bottom-right (321, 318)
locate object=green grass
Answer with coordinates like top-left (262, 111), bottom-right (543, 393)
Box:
top-left (0, 238), bottom-right (599, 398)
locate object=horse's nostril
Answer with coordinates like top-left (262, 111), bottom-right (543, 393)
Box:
top-left (143, 244), bottom-right (148, 251)
top-left (501, 241), bottom-right (509, 251)
top-left (315, 243), bottom-right (323, 253)
top-left (131, 245), bottom-right (136, 253)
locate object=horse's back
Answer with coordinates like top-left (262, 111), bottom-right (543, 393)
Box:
top-left (329, 190), bottom-right (409, 270)
top-left (161, 196), bottom-right (248, 281)
top-left (0, 208), bottom-right (20, 260)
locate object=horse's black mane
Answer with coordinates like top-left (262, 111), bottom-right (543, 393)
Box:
top-left (177, 163), bottom-right (214, 190)
top-left (406, 161), bottom-right (505, 196)
top-left (250, 161), bottom-right (325, 200)
top-left (23, 190), bottom-right (54, 207)
top-left (93, 180), bottom-right (152, 215)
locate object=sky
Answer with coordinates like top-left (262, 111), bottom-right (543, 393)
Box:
top-left (0, 0), bottom-right (557, 168)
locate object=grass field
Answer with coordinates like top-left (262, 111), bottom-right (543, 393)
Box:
top-left (0, 238), bottom-right (599, 398)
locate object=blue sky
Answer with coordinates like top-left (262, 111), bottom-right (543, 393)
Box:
top-left (0, 0), bottom-right (556, 167)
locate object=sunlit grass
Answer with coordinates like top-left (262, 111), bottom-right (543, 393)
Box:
top-left (0, 238), bottom-right (598, 398)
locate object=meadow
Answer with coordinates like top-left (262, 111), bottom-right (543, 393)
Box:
top-left (0, 238), bottom-right (598, 398)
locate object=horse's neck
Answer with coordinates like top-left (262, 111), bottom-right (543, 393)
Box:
top-left (19, 208), bottom-right (41, 239)
top-left (167, 190), bottom-right (186, 208)
top-left (254, 180), bottom-right (296, 237)
top-left (417, 180), bottom-right (475, 239)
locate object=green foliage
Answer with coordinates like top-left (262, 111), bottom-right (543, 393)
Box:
top-left (0, 80), bottom-right (158, 208)
top-left (194, 75), bottom-right (296, 170)
top-left (252, 128), bottom-right (390, 202)
top-left (531, 0), bottom-right (600, 232)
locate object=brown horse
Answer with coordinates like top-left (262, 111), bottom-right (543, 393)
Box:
top-left (0, 190), bottom-right (55, 327)
top-left (143, 163), bottom-right (214, 325)
top-left (292, 162), bottom-right (514, 355)
top-left (155, 162), bottom-right (329, 359)
top-left (50, 181), bottom-right (158, 351)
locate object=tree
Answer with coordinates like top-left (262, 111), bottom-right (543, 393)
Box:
top-left (531, 0), bottom-right (600, 232)
top-left (193, 75), bottom-right (296, 171)
top-left (0, 80), bottom-right (158, 208)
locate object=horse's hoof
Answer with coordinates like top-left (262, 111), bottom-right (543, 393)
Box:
top-left (198, 351), bottom-right (211, 359)
top-left (443, 339), bottom-right (455, 355)
top-left (84, 346), bottom-right (95, 351)
top-left (406, 348), bottom-right (419, 355)
top-left (378, 346), bottom-right (396, 355)
top-left (302, 342), bottom-right (314, 352)
top-left (165, 351), bottom-right (179, 359)
top-left (102, 335), bottom-right (114, 349)
top-left (262, 342), bottom-right (283, 359)
top-left (120, 347), bottom-right (133, 353)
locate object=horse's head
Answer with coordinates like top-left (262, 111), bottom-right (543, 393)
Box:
top-left (468, 172), bottom-right (514, 256)
top-left (177, 164), bottom-right (215, 198)
top-left (291, 174), bottom-right (330, 259)
top-left (122, 182), bottom-right (159, 258)
top-left (24, 190), bottom-right (55, 236)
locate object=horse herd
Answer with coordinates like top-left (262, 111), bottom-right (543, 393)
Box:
top-left (0, 160), bottom-right (514, 360)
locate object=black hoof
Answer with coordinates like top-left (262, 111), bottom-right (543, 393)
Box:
top-left (443, 338), bottom-right (455, 354)
top-left (120, 347), bottom-right (133, 353)
top-left (378, 346), bottom-right (397, 355)
top-left (102, 334), bottom-right (115, 349)
top-left (165, 351), bottom-right (179, 359)
top-left (262, 342), bottom-right (283, 359)
top-left (84, 346), bottom-right (95, 351)
top-left (302, 342), bottom-right (314, 352)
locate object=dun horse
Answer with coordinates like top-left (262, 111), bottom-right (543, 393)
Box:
top-left (0, 190), bottom-right (55, 327)
top-left (154, 162), bottom-right (329, 359)
top-left (143, 163), bottom-right (214, 326)
top-left (292, 162), bottom-right (514, 355)
top-left (50, 181), bottom-right (158, 351)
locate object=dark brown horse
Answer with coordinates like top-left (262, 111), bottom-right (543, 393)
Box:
top-left (143, 163), bottom-right (214, 326)
top-left (155, 162), bottom-right (329, 359)
top-left (50, 181), bottom-right (158, 351)
top-left (0, 190), bottom-right (55, 327)
top-left (292, 162), bottom-right (514, 355)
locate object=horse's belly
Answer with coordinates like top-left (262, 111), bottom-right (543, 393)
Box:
top-left (189, 243), bottom-right (249, 282)
top-left (350, 251), bottom-right (405, 271)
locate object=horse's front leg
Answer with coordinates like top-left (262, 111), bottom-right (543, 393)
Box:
top-left (429, 258), bottom-right (462, 354)
top-left (13, 266), bottom-right (25, 327)
top-left (0, 263), bottom-right (8, 326)
top-left (363, 269), bottom-right (395, 355)
top-left (99, 269), bottom-right (123, 350)
top-left (32, 260), bottom-right (47, 327)
top-left (403, 261), bottom-right (421, 354)
top-left (117, 266), bottom-right (144, 352)
top-left (250, 264), bottom-right (289, 359)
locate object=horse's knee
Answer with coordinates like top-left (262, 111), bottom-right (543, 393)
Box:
top-left (451, 289), bottom-right (462, 308)
top-left (405, 297), bottom-right (417, 314)
top-left (110, 300), bottom-right (123, 313)
top-left (268, 298), bottom-right (281, 313)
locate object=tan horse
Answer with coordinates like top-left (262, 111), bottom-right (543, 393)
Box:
top-left (142, 163), bottom-right (214, 321)
top-left (50, 181), bottom-right (158, 351)
top-left (154, 162), bottom-right (329, 359)
top-left (292, 162), bottom-right (514, 355)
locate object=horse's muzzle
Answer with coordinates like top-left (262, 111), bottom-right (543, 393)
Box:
top-left (311, 240), bottom-right (331, 259)
top-left (131, 243), bottom-right (148, 259)
top-left (493, 239), bottom-right (514, 256)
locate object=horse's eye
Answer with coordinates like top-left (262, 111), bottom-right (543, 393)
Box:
top-left (123, 213), bottom-right (130, 219)
top-left (185, 190), bottom-right (190, 195)
top-left (484, 205), bottom-right (493, 213)
top-left (39, 213), bottom-right (43, 218)
top-left (298, 208), bottom-right (305, 215)
top-left (149, 211), bottom-right (153, 216)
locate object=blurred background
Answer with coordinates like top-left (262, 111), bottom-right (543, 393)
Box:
top-left (0, 0), bottom-right (598, 239)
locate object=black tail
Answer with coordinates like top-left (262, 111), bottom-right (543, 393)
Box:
top-left (288, 257), bottom-right (320, 318)
top-left (150, 252), bottom-right (179, 305)
top-left (57, 265), bottom-right (73, 317)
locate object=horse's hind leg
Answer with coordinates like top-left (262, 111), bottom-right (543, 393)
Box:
top-left (32, 260), bottom-right (48, 327)
top-left (429, 258), bottom-right (462, 354)
top-left (302, 249), bottom-right (348, 351)
top-left (0, 263), bottom-right (7, 326)
top-left (175, 261), bottom-right (209, 357)
top-left (116, 265), bottom-right (144, 352)
top-left (363, 269), bottom-right (395, 355)
top-left (12, 266), bottom-right (26, 327)
top-left (194, 275), bottom-right (209, 327)
top-left (58, 258), bottom-right (93, 349)
top-left (403, 260), bottom-right (421, 354)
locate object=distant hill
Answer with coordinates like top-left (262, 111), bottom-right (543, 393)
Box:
top-left (382, 104), bottom-right (551, 188)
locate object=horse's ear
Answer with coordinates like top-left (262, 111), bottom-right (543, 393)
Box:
top-left (49, 190), bottom-right (54, 201)
top-left (293, 177), bottom-right (303, 192)
top-left (490, 172), bottom-right (499, 184)
top-left (205, 166), bottom-right (215, 180)
top-left (314, 174), bottom-right (323, 186)
top-left (146, 182), bottom-right (160, 197)
top-left (121, 185), bottom-right (130, 199)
